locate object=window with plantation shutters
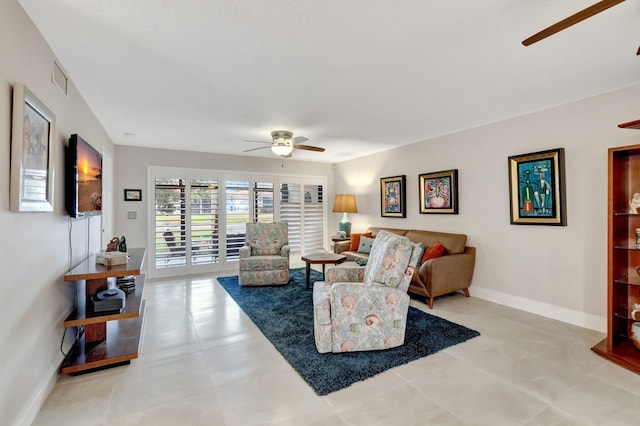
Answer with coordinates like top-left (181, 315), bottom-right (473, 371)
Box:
top-left (149, 167), bottom-right (326, 278)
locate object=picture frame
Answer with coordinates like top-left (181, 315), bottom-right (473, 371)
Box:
top-left (124, 189), bottom-right (142, 201)
top-left (380, 175), bottom-right (406, 218)
top-left (508, 148), bottom-right (566, 226)
top-left (10, 83), bottom-right (56, 212)
top-left (419, 169), bottom-right (459, 214)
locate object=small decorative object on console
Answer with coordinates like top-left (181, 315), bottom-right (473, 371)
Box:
top-left (106, 237), bottom-right (120, 252)
top-left (118, 235), bottom-right (127, 252)
top-left (96, 251), bottom-right (128, 266)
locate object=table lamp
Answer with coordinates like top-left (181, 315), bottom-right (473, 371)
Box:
top-left (332, 194), bottom-right (357, 237)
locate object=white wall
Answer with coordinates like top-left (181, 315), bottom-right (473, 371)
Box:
top-left (334, 84), bottom-right (640, 331)
top-left (0, 2), bottom-right (115, 425)
top-left (113, 146), bottom-right (335, 267)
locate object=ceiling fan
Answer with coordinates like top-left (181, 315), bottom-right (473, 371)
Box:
top-left (522, 0), bottom-right (639, 55)
top-left (242, 130), bottom-right (325, 157)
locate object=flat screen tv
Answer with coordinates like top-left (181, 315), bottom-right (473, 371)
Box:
top-left (65, 134), bottom-right (102, 218)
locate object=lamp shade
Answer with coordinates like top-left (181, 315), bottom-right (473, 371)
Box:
top-left (332, 194), bottom-right (358, 213)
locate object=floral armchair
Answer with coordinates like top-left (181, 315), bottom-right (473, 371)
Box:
top-left (313, 230), bottom-right (422, 353)
top-left (239, 222), bottom-right (290, 286)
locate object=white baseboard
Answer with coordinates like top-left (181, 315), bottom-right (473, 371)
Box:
top-left (15, 359), bottom-right (60, 426)
top-left (471, 286), bottom-right (606, 333)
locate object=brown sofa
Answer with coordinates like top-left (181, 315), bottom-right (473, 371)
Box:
top-left (334, 227), bottom-right (476, 308)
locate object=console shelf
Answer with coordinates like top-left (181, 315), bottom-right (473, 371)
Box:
top-left (62, 247), bottom-right (146, 374)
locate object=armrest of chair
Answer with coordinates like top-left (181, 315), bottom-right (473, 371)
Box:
top-left (280, 244), bottom-right (290, 258)
top-left (325, 265), bottom-right (365, 284)
top-left (334, 240), bottom-right (351, 254)
top-left (418, 246), bottom-right (476, 292)
top-left (239, 245), bottom-right (251, 259)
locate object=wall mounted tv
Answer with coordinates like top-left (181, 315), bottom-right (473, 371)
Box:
top-left (65, 134), bottom-right (102, 218)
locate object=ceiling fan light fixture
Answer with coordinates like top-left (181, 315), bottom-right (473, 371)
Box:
top-left (271, 143), bottom-right (293, 156)
top-left (270, 130), bottom-right (294, 156)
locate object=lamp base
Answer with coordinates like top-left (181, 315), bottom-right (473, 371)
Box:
top-left (338, 221), bottom-right (352, 237)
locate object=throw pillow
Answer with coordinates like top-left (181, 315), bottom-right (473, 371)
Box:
top-left (357, 236), bottom-right (375, 254)
top-left (422, 241), bottom-right (445, 264)
top-left (414, 242), bottom-right (424, 265)
top-left (349, 232), bottom-right (372, 251)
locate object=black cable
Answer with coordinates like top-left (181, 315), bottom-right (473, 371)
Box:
top-left (60, 327), bottom-right (69, 357)
top-left (68, 216), bottom-right (73, 271)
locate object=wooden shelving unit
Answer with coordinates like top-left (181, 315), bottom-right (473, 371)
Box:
top-left (591, 142), bottom-right (640, 373)
top-left (62, 248), bottom-right (146, 374)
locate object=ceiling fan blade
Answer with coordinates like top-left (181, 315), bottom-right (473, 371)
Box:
top-left (242, 146), bottom-right (270, 153)
top-left (292, 136), bottom-right (309, 144)
top-left (243, 139), bottom-right (271, 144)
top-left (522, 0), bottom-right (625, 46)
top-left (294, 144), bottom-right (325, 152)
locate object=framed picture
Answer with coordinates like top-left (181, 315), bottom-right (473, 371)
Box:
top-left (10, 83), bottom-right (56, 212)
top-left (124, 189), bottom-right (142, 201)
top-left (380, 175), bottom-right (406, 218)
top-left (508, 148), bottom-right (566, 226)
top-left (419, 169), bottom-right (459, 214)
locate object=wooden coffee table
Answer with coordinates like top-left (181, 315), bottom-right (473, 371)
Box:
top-left (301, 252), bottom-right (347, 289)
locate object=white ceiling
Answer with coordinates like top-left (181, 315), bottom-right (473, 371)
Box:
top-left (17, 0), bottom-right (640, 163)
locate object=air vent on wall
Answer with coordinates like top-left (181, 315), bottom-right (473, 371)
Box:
top-left (52, 60), bottom-right (68, 96)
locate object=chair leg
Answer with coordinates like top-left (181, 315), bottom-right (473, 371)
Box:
top-left (463, 288), bottom-right (470, 298)
top-left (428, 296), bottom-right (434, 309)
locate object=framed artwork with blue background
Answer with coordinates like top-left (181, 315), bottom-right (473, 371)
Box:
top-left (508, 148), bottom-right (566, 226)
top-left (380, 175), bottom-right (406, 218)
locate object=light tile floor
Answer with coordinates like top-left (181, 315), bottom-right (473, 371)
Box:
top-left (34, 271), bottom-right (640, 425)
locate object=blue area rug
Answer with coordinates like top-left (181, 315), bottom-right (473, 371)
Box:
top-left (217, 267), bottom-right (480, 395)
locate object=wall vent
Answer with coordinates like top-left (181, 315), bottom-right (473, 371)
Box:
top-left (52, 60), bottom-right (68, 96)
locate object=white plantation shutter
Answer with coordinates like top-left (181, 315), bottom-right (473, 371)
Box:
top-left (303, 184), bottom-right (324, 254)
top-left (278, 181), bottom-right (326, 254)
top-left (154, 177), bottom-right (186, 267)
top-left (190, 178), bottom-right (219, 265)
top-left (253, 181), bottom-right (274, 223)
top-left (225, 178), bottom-right (249, 261)
top-left (279, 183), bottom-right (302, 252)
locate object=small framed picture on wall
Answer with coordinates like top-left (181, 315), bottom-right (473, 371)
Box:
top-left (419, 169), bottom-right (459, 214)
top-left (124, 189), bottom-right (142, 201)
top-left (380, 175), bottom-right (406, 218)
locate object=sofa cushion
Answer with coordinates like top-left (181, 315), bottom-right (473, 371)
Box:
top-left (349, 232), bottom-right (372, 251)
top-left (422, 241), bottom-right (445, 264)
top-left (405, 230), bottom-right (467, 255)
top-left (357, 236), bottom-right (375, 254)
